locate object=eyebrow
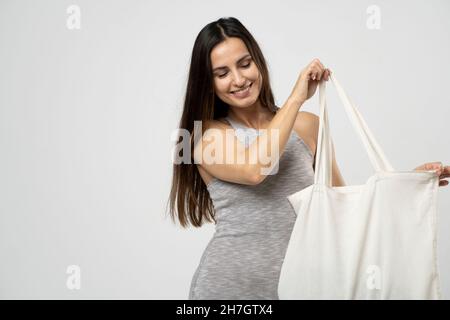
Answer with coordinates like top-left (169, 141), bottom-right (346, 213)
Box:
top-left (212, 54), bottom-right (252, 72)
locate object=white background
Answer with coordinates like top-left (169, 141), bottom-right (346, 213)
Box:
top-left (0, 0), bottom-right (449, 299)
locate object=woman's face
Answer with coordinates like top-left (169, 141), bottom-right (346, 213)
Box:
top-left (210, 37), bottom-right (262, 108)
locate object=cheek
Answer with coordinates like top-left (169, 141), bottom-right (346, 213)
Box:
top-left (250, 65), bottom-right (261, 78)
top-left (214, 80), bottom-right (230, 95)
top-left (249, 69), bottom-right (261, 89)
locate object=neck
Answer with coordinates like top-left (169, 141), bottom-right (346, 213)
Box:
top-left (227, 100), bottom-right (274, 129)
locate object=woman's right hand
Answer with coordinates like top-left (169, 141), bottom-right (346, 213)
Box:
top-left (289, 58), bottom-right (331, 104)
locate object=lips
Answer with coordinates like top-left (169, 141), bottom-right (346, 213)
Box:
top-left (230, 82), bottom-right (252, 94)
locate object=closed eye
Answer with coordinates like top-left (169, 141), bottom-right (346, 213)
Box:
top-left (217, 61), bottom-right (252, 78)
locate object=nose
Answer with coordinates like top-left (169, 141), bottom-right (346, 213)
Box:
top-left (230, 69), bottom-right (247, 87)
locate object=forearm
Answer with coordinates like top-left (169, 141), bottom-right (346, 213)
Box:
top-left (244, 96), bottom-right (305, 181)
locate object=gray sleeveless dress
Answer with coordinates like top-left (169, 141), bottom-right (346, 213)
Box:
top-left (188, 115), bottom-right (315, 300)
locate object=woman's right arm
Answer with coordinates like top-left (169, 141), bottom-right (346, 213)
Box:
top-left (193, 59), bottom-right (330, 185)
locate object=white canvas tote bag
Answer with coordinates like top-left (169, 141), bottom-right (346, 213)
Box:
top-left (278, 74), bottom-right (442, 300)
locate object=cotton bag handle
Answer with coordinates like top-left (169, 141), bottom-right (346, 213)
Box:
top-left (314, 74), bottom-right (395, 186)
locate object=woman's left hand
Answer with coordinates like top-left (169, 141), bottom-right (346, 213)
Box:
top-left (414, 162), bottom-right (449, 187)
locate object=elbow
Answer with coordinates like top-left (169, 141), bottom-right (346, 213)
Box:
top-left (248, 174), bottom-right (264, 185)
top-left (246, 166), bottom-right (269, 186)
top-left (332, 176), bottom-right (346, 187)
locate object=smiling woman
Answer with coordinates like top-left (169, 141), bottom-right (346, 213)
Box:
top-left (168, 17), bottom-right (282, 231)
top-left (167, 16), bottom-right (332, 300)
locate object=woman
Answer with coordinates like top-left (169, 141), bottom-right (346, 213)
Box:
top-left (168, 17), bottom-right (449, 299)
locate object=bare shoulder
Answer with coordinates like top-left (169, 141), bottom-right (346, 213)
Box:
top-left (192, 118), bottom-right (232, 186)
top-left (293, 111), bottom-right (319, 157)
top-left (191, 118), bottom-right (230, 164)
top-left (190, 118), bottom-right (230, 142)
top-left (295, 111), bottom-right (319, 132)
top-left (202, 118), bottom-right (231, 131)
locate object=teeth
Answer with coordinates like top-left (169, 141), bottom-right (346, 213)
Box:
top-left (232, 84), bottom-right (251, 93)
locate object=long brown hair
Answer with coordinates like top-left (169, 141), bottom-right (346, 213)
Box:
top-left (167, 17), bottom-right (279, 228)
